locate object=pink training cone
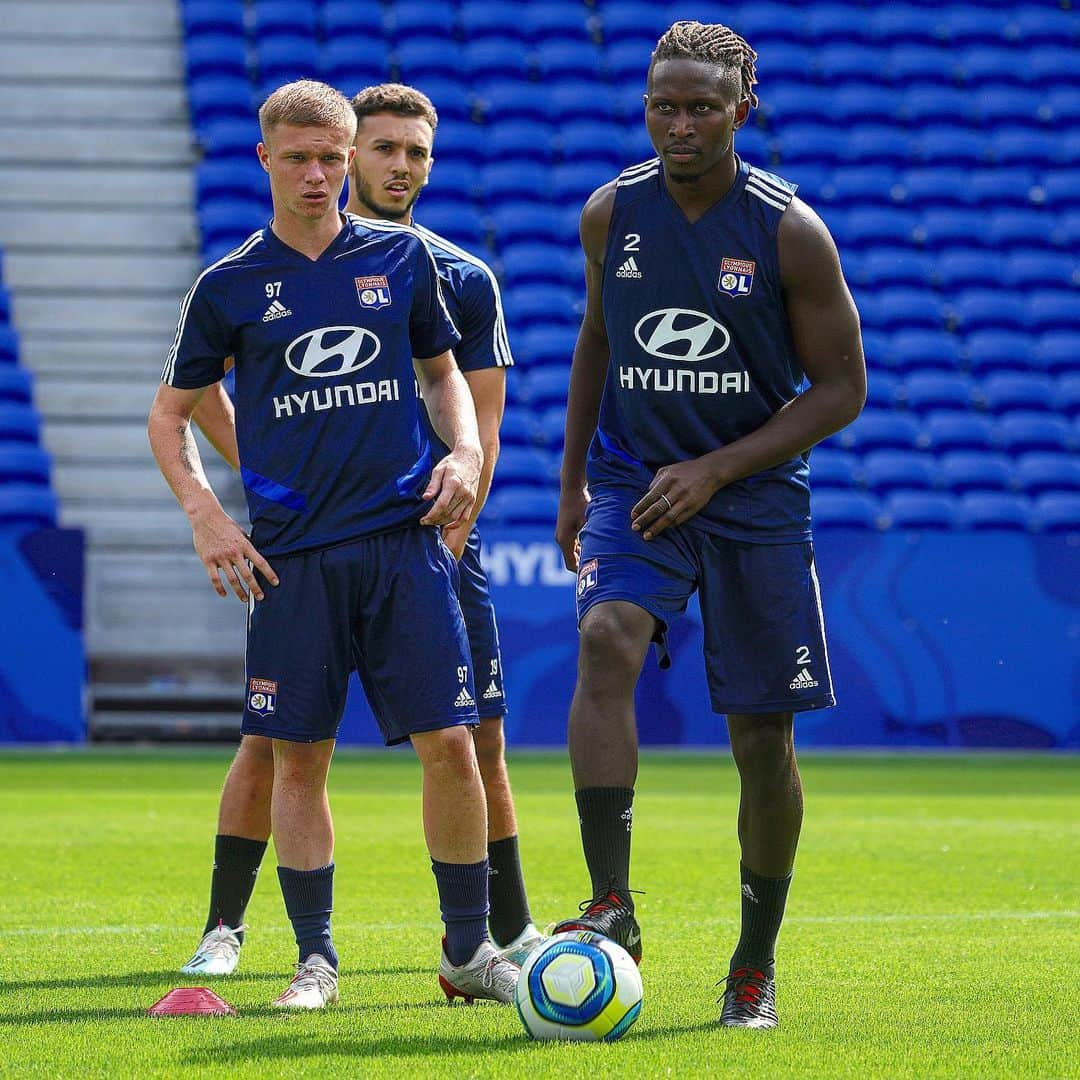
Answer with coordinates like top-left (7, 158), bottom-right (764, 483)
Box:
top-left (147, 987), bottom-right (237, 1017)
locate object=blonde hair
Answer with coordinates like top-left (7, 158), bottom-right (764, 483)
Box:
top-left (258, 79), bottom-right (358, 142)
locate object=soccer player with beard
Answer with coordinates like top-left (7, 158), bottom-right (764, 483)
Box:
top-left (551, 22), bottom-right (866, 1027)
top-left (154, 80), bottom-right (520, 1008)
top-left (180, 85), bottom-right (544, 981)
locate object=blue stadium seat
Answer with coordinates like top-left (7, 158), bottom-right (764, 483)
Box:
top-left (198, 198), bottom-right (265, 247)
top-left (951, 290), bottom-right (1029, 334)
top-left (536, 41), bottom-right (603, 82)
top-left (818, 45), bottom-right (889, 85)
top-left (939, 451), bottom-right (1012, 494)
top-left (429, 120), bottom-right (483, 164)
top-left (524, 366), bottom-right (570, 409)
top-left (886, 491), bottom-right (957, 530)
top-left (1026, 46), bottom-right (1075, 89)
top-left (976, 87), bottom-right (1043, 129)
top-left (1054, 374), bottom-right (1080, 417)
top-left (605, 40), bottom-right (654, 84)
top-left (0, 404), bottom-right (41, 444)
top-left (978, 373), bottom-right (1055, 415)
top-left (1036, 333), bottom-right (1080, 376)
top-left (395, 79), bottom-right (467, 124)
top-left (1005, 253), bottom-right (1077, 290)
top-left (463, 40), bottom-right (531, 84)
top-left (184, 35), bottom-right (248, 82)
top-left (1040, 170), bottom-right (1080, 211)
top-left (537, 405), bottom-right (567, 448)
top-left (736, 127), bottom-right (770, 167)
top-left (810, 448), bottom-right (858, 490)
top-left (0, 367), bottom-right (32, 404)
top-left (500, 243), bottom-right (566, 288)
top-left (774, 125), bottom-right (848, 168)
top-left (845, 126), bottom-right (915, 167)
top-left (875, 287), bottom-right (943, 331)
top-left (0, 445), bottom-right (50, 485)
top-left (811, 491), bottom-right (883, 529)
top-left (255, 36), bottom-right (319, 85)
top-left (783, 165), bottom-right (829, 205)
top-left (966, 331), bottom-right (1036, 377)
top-left (924, 412), bottom-right (996, 453)
top-left (1011, 6), bottom-right (1080, 47)
top-left (956, 492), bottom-right (1031, 531)
top-left (1030, 291), bottom-right (1080, 334)
top-left (1033, 493), bottom-right (1080, 532)
top-left (320, 39), bottom-right (391, 86)
top-left (865, 370), bottom-right (901, 410)
top-left (862, 450), bottom-right (937, 495)
top-left (486, 487), bottom-right (561, 527)
top-left (503, 285), bottom-right (577, 329)
top-left (732, 3), bottom-right (808, 46)
top-left (890, 330), bottom-right (961, 374)
top-left (942, 8), bottom-right (1012, 46)
top-left (499, 407), bottom-right (542, 447)
top-left (526, 2), bottom-right (591, 42)
top-left (551, 163), bottom-right (613, 204)
top-left (0, 327), bottom-right (19, 364)
top-left (758, 85), bottom-right (831, 127)
top-left (397, 37), bottom-right (461, 81)
top-left (888, 46), bottom-right (959, 86)
top-left (459, 2), bottom-right (528, 42)
top-left (818, 164), bottom-right (896, 207)
top-left (477, 80), bottom-right (547, 124)
top-left (916, 127), bottom-right (988, 167)
top-left (870, 8), bottom-right (943, 46)
top-left (992, 128), bottom-right (1059, 169)
top-left (560, 121), bottom-right (624, 167)
top-left (917, 209), bottom-right (986, 251)
top-left (188, 77), bottom-right (253, 130)
top-left (321, 1), bottom-right (384, 38)
top-left (519, 324), bottom-right (577, 367)
top-left (752, 43), bottom-right (815, 84)
top-left (897, 167), bottom-right (970, 209)
top-left (936, 252), bottom-right (1001, 291)
top-left (997, 413), bottom-right (1074, 455)
top-left (493, 446), bottom-right (558, 487)
top-left (388, 4), bottom-right (455, 41)
top-left (546, 82), bottom-right (619, 125)
top-left (1047, 87), bottom-right (1080, 125)
top-left (481, 162), bottom-right (548, 203)
top-left (413, 204), bottom-right (485, 249)
top-left (900, 87), bottom-right (976, 127)
top-left (957, 46), bottom-right (1025, 88)
top-left (902, 373), bottom-right (974, 414)
top-left (986, 209), bottom-right (1058, 251)
top-left (837, 410), bottom-right (922, 453)
top-left (252, 0), bottom-right (316, 41)
top-left (969, 167), bottom-right (1038, 209)
top-left (491, 203), bottom-right (563, 246)
top-left (1015, 452), bottom-right (1080, 496)
top-left (199, 119), bottom-right (262, 160)
top-left (804, 5), bottom-right (871, 45)
top-left (599, 3), bottom-right (669, 46)
top-left (838, 209), bottom-right (918, 252)
top-left (182, 0), bottom-right (245, 39)
top-left (1058, 210), bottom-right (1080, 249)
top-left (0, 486), bottom-right (57, 527)
top-left (488, 122), bottom-right (556, 164)
top-left (858, 250), bottom-right (934, 290)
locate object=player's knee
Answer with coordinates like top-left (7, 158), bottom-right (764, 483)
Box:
top-left (234, 734), bottom-right (274, 775)
top-left (419, 724), bottom-right (481, 780)
top-left (578, 608), bottom-right (649, 682)
top-left (472, 718), bottom-right (506, 770)
top-left (728, 714), bottom-right (794, 778)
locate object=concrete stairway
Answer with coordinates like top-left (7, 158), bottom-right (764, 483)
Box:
top-left (0, 0), bottom-right (249, 735)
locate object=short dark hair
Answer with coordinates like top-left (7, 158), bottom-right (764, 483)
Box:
top-left (350, 83), bottom-right (439, 132)
top-left (650, 21), bottom-right (759, 109)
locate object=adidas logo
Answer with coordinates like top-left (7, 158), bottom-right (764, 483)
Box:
top-left (742, 883), bottom-right (759, 904)
top-left (615, 256), bottom-right (643, 279)
top-left (454, 687), bottom-right (476, 708)
top-left (262, 299), bottom-right (293, 322)
top-left (789, 667), bottom-right (819, 691)
top-left (482, 680), bottom-right (501, 700)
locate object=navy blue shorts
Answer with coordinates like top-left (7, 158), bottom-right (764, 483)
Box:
top-left (459, 528), bottom-right (507, 718)
top-left (242, 526), bottom-right (479, 745)
top-left (576, 489), bottom-right (835, 715)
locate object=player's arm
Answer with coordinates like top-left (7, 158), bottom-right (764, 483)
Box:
top-left (556, 181), bottom-right (616, 571)
top-left (631, 196), bottom-right (866, 539)
top-left (148, 382), bottom-right (277, 601)
top-left (442, 366), bottom-right (504, 559)
top-left (414, 350), bottom-right (483, 529)
top-left (191, 375), bottom-right (239, 472)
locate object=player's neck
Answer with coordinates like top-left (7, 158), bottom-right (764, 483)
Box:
top-left (344, 198), bottom-right (413, 228)
top-left (662, 153), bottom-right (739, 223)
top-left (269, 209), bottom-right (346, 261)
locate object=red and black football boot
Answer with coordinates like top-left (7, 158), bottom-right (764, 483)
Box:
top-left (718, 966), bottom-right (778, 1028)
top-left (553, 888), bottom-right (642, 965)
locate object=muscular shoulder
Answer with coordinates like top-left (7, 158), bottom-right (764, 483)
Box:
top-left (777, 196), bottom-right (843, 290)
top-left (580, 180), bottom-right (618, 261)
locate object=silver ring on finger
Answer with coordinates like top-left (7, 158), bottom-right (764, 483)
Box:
top-left (658, 493), bottom-right (673, 514)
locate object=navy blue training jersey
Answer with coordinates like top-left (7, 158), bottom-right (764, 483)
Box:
top-left (412, 222), bottom-right (513, 461)
top-left (162, 215), bottom-right (460, 556)
top-left (590, 156), bottom-right (811, 542)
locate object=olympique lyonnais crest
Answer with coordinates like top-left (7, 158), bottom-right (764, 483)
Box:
top-left (248, 677), bottom-right (277, 716)
top-left (355, 275), bottom-right (392, 309)
top-left (577, 558), bottom-right (598, 598)
top-left (718, 257), bottom-right (755, 298)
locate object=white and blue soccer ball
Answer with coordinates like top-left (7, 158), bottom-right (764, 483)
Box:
top-left (515, 931), bottom-right (643, 1042)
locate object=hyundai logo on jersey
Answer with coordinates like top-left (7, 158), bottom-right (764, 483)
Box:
top-left (355, 275), bottom-right (392, 309)
top-left (284, 326), bottom-right (382, 378)
top-left (633, 309), bottom-right (732, 362)
top-left (718, 257), bottom-right (756, 298)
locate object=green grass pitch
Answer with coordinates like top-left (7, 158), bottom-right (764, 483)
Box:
top-left (1, 750), bottom-right (1077, 1078)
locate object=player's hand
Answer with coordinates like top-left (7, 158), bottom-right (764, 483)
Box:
top-left (421, 446), bottom-right (481, 528)
top-left (630, 458), bottom-right (722, 540)
top-left (190, 505), bottom-right (278, 602)
top-left (556, 485), bottom-right (588, 572)
top-left (441, 519), bottom-right (469, 560)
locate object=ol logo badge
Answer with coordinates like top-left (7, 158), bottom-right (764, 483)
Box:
top-left (355, 275), bottom-right (392, 309)
top-left (718, 257), bottom-right (755, 299)
top-left (577, 558), bottom-right (598, 598)
top-left (248, 677), bottom-right (277, 716)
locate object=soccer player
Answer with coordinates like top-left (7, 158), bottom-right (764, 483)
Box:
top-left (149, 80), bottom-right (519, 1008)
top-left (180, 84), bottom-right (544, 978)
top-left (551, 22), bottom-right (866, 1028)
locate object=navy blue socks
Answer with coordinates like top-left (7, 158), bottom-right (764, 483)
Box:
top-left (277, 862), bottom-right (338, 970)
top-left (431, 858), bottom-right (490, 965)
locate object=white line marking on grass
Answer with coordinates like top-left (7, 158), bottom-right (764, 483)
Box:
top-left (786, 910), bottom-right (1080, 926)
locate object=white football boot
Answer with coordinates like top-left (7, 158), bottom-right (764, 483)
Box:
top-left (494, 923), bottom-right (549, 967)
top-left (439, 938), bottom-right (520, 1004)
top-left (271, 954), bottom-right (340, 1010)
top-left (179, 922), bottom-right (247, 976)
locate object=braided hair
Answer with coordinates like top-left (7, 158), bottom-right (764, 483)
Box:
top-left (650, 21), bottom-right (759, 108)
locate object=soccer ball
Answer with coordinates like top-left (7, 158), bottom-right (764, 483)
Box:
top-left (515, 931), bottom-right (643, 1042)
